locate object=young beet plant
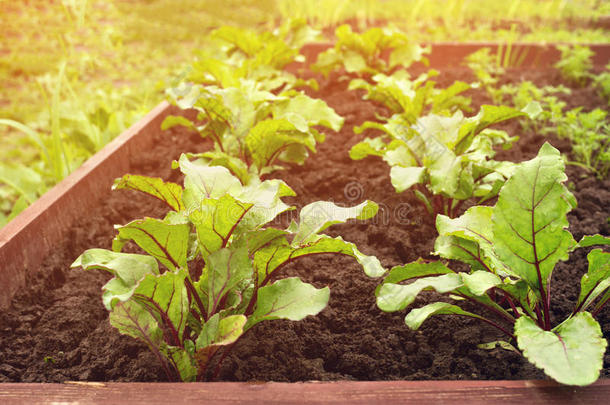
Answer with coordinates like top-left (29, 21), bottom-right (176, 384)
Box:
top-left (375, 143), bottom-right (610, 386)
top-left (311, 24), bottom-right (429, 78)
top-left (350, 102), bottom-right (540, 218)
top-left (163, 81), bottom-right (343, 184)
top-left (188, 23), bottom-right (319, 92)
top-left (72, 156), bottom-right (383, 381)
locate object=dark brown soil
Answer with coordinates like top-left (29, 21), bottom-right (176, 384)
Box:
top-left (0, 66), bottom-right (608, 383)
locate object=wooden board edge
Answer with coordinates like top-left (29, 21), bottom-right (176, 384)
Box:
top-left (0, 101), bottom-right (172, 309)
top-left (0, 379), bottom-right (608, 404)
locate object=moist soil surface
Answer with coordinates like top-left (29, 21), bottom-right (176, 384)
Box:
top-left (0, 65), bottom-right (608, 383)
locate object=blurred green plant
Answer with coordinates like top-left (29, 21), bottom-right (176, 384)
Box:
top-left (554, 44), bottom-right (594, 86)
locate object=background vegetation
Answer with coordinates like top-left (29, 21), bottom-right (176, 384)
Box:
top-left (0, 0), bottom-right (607, 227)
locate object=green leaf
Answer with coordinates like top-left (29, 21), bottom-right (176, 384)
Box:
top-left (272, 93), bottom-right (344, 132)
top-left (477, 340), bottom-right (519, 354)
top-left (246, 277), bottom-right (329, 328)
top-left (205, 247), bottom-right (252, 314)
top-left (189, 194), bottom-right (253, 257)
top-left (71, 249), bottom-right (159, 310)
top-left (577, 249), bottom-right (610, 312)
top-left (196, 313), bottom-right (247, 350)
top-left (253, 233), bottom-right (385, 282)
top-left (166, 345), bottom-right (197, 382)
top-left (245, 118), bottom-right (316, 170)
top-left (405, 302), bottom-right (482, 330)
top-left (113, 218), bottom-right (190, 271)
top-left (515, 313), bottom-right (606, 386)
top-left (113, 174), bottom-right (184, 212)
top-left (178, 155), bottom-right (243, 211)
top-left (110, 300), bottom-right (163, 352)
top-left (492, 143), bottom-right (577, 292)
top-left (390, 166), bottom-right (425, 192)
top-left (460, 271), bottom-right (502, 296)
top-left (434, 206), bottom-right (506, 274)
top-left (197, 150), bottom-right (251, 185)
top-left (579, 234), bottom-right (610, 247)
top-left (133, 270), bottom-right (189, 343)
top-left (349, 137), bottom-right (387, 160)
top-left (291, 200), bottom-right (378, 245)
top-left (383, 260), bottom-right (453, 284)
top-left (161, 115), bottom-right (195, 131)
top-left (377, 274), bottom-right (462, 312)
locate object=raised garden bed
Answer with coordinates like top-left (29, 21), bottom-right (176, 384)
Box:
top-left (0, 42), bottom-right (609, 401)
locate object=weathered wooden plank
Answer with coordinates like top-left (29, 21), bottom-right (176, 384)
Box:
top-left (0, 101), bottom-right (172, 309)
top-left (0, 380), bottom-right (608, 404)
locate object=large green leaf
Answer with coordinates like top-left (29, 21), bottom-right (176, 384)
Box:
top-left (515, 313), bottom-right (607, 386)
top-left (246, 277), bottom-right (329, 328)
top-left (492, 143), bottom-right (577, 292)
top-left (71, 249), bottom-right (159, 310)
top-left (113, 174), bottom-right (184, 212)
top-left (113, 218), bottom-right (190, 271)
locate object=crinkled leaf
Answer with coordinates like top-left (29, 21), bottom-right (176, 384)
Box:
top-left (492, 143), bottom-right (577, 292)
top-left (113, 174), bottom-right (184, 212)
top-left (515, 313), bottom-right (606, 386)
top-left (405, 302), bottom-right (482, 330)
top-left (113, 218), bottom-right (190, 271)
top-left (246, 277), bottom-right (329, 328)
